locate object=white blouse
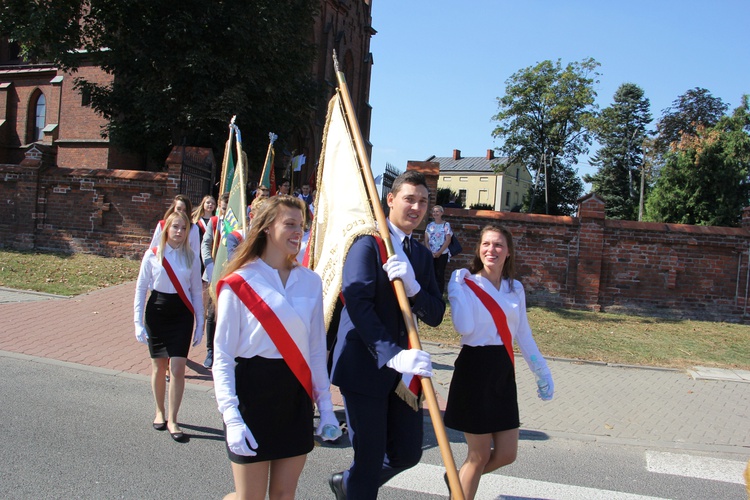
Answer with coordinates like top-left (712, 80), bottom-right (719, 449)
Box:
top-left (213, 259), bottom-right (333, 416)
top-left (133, 245), bottom-right (203, 333)
top-left (448, 271), bottom-right (544, 369)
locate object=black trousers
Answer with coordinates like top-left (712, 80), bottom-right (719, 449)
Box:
top-left (204, 289), bottom-right (216, 353)
top-left (432, 253), bottom-right (449, 295)
top-left (341, 388), bottom-right (423, 500)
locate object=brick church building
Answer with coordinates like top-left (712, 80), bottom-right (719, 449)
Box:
top-left (0, 0), bottom-right (375, 184)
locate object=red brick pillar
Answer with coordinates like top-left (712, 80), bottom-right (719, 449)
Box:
top-left (742, 206), bottom-right (750, 228)
top-left (575, 193), bottom-right (606, 311)
top-left (13, 158), bottom-right (44, 250)
top-left (164, 147), bottom-right (183, 201)
top-left (406, 160), bottom-right (440, 232)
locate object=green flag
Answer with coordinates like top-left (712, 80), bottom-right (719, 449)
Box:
top-left (211, 125), bottom-right (247, 288)
top-left (259, 132), bottom-right (277, 193)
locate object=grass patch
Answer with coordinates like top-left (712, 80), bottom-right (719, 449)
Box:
top-left (1, 249), bottom-right (748, 370)
top-left (420, 304), bottom-right (750, 370)
top-left (0, 249), bottom-right (140, 296)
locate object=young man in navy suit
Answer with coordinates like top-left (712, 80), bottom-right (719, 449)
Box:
top-left (329, 170), bottom-right (446, 499)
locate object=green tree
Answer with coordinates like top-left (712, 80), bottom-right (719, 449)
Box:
top-left (645, 97), bottom-right (750, 227)
top-left (492, 58), bottom-right (599, 215)
top-left (0, 0), bottom-right (319, 164)
top-left (585, 83), bottom-right (651, 220)
top-left (654, 87), bottom-right (728, 155)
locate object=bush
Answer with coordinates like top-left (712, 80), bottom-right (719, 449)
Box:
top-left (469, 203), bottom-right (494, 211)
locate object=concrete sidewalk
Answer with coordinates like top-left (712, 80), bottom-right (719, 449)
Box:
top-left (0, 282), bottom-right (748, 456)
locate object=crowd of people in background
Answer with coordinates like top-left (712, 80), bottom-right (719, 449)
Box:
top-left (131, 171), bottom-right (554, 500)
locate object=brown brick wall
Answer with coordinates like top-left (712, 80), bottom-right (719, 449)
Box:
top-left (416, 169), bottom-right (750, 322)
top-left (436, 207), bottom-right (750, 322)
top-left (0, 160), bottom-right (177, 259)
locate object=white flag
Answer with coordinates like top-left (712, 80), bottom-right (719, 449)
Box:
top-left (307, 93), bottom-right (377, 327)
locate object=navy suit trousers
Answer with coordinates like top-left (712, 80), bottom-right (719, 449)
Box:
top-left (341, 388), bottom-right (424, 500)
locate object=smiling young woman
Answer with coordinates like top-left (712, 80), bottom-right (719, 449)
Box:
top-left (444, 224), bottom-right (554, 500)
top-left (212, 195), bottom-right (340, 500)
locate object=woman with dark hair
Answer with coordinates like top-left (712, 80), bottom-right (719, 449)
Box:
top-left (444, 224), bottom-right (554, 500)
top-left (134, 210), bottom-right (203, 442)
top-left (212, 195), bottom-right (340, 499)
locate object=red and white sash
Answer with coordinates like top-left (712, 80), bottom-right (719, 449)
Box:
top-left (152, 247), bottom-right (195, 316)
top-left (217, 272), bottom-right (313, 400)
top-left (196, 218), bottom-right (207, 233)
top-left (463, 277), bottom-right (515, 366)
top-left (210, 215), bottom-right (221, 259)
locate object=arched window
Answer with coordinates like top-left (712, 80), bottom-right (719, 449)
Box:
top-left (33, 93), bottom-right (46, 141)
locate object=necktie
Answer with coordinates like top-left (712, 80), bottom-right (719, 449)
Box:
top-left (402, 236), bottom-right (411, 258)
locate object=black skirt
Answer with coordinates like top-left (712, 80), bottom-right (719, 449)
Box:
top-left (145, 291), bottom-right (193, 358)
top-left (444, 345), bottom-right (520, 434)
top-left (227, 356), bottom-right (314, 464)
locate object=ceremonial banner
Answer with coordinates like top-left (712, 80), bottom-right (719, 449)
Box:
top-left (259, 132), bottom-right (277, 195)
top-left (211, 125), bottom-right (248, 290)
top-left (306, 93), bottom-right (377, 327)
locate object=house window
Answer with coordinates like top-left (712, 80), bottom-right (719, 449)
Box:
top-left (515, 168), bottom-right (519, 182)
top-left (443, 176), bottom-right (452, 182)
top-left (479, 189), bottom-right (488, 202)
top-left (505, 191), bottom-right (511, 206)
top-left (459, 177), bottom-right (468, 182)
top-left (479, 176), bottom-right (488, 182)
top-left (458, 189), bottom-right (466, 206)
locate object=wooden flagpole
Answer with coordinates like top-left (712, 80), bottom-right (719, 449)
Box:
top-left (332, 51), bottom-right (464, 500)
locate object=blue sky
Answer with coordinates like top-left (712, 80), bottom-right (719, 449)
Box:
top-left (367, 1), bottom-right (750, 185)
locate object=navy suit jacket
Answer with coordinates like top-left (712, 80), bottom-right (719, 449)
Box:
top-left (332, 234), bottom-right (446, 397)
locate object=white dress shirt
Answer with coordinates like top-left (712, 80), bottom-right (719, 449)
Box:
top-left (448, 271), bottom-right (545, 369)
top-left (213, 259), bottom-right (333, 417)
top-left (133, 244), bottom-right (203, 335)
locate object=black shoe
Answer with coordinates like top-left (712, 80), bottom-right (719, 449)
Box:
top-left (169, 430), bottom-right (186, 442)
top-left (152, 420), bottom-right (167, 431)
top-left (203, 351), bottom-right (213, 369)
top-left (328, 472), bottom-right (346, 500)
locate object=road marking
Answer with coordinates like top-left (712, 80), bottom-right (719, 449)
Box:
top-left (645, 450), bottom-right (747, 485)
top-left (385, 462), bottom-right (667, 499)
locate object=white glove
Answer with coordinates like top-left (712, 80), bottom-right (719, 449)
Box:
top-left (316, 409), bottom-right (343, 442)
top-left (203, 262), bottom-right (214, 282)
top-left (452, 268), bottom-right (470, 284)
top-left (134, 323), bottom-right (148, 344)
top-left (530, 358), bottom-right (554, 401)
top-left (386, 349), bottom-right (433, 377)
top-left (192, 325), bottom-right (203, 346)
top-left (382, 254), bottom-right (421, 297)
top-left (223, 407), bottom-right (258, 456)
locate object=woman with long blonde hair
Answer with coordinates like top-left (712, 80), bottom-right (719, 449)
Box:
top-left (192, 194), bottom-right (217, 243)
top-left (134, 210), bottom-right (203, 442)
top-left (150, 194), bottom-right (201, 257)
top-left (213, 195), bottom-right (340, 499)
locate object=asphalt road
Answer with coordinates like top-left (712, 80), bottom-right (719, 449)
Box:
top-left (1, 356), bottom-right (746, 500)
